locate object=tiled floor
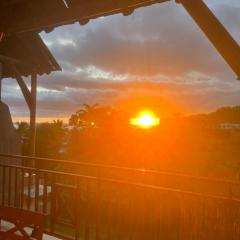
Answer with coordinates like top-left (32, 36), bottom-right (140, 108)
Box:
top-left (43, 234), bottom-right (61, 240)
top-left (0, 221), bottom-right (61, 240)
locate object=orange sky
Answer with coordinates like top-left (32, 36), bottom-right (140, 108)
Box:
top-left (13, 117), bottom-right (69, 124)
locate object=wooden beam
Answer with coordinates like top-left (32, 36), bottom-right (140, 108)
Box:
top-left (11, 65), bottom-right (32, 110)
top-left (179, 0), bottom-right (240, 79)
top-left (11, 64), bottom-right (37, 157)
top-left (29, 73), bottom-right (37, 157)
top-left (5, 0), bottom-right (170, 35)
top-left (0, 62), bottom-right (2, 101)
top-left (0, 54), bottom-right (31, 69)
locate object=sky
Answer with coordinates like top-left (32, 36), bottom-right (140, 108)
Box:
top-left (2, 0), bottom-right (240, 122)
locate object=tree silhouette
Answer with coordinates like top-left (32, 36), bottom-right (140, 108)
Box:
top-left (36, 120), bottom-right (66, 158)
top-left (16, 122), bottom-right (30, 155)
top-left (69, 103), bottom-right (99, 127)
top-left (16, 121), bottom-right (66, 158)
top-left (67, 104), bottom-right (120, 163)
top-left (69, 104), bottom-right (114, 129)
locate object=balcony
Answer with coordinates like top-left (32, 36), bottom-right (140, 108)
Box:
top-left (1, 153), bottom-right (240, 240)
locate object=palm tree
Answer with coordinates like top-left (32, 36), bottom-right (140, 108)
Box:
top-left (69, 104), bottom-right (99, 127)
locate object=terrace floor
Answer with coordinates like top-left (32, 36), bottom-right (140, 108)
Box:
top-left (0, 220), bottom-right (61, 240)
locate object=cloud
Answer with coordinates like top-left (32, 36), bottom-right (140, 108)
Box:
top-left (43, 1), bottom-right (238, 78)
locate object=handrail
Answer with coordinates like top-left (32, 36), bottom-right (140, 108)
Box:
top-left (1, 162), bottom-right (240, 203)
top-left (0, 153), bottom-right (239, 186)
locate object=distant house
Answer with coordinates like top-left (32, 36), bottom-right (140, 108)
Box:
top-left (220, 123), bottom-right (240, 129)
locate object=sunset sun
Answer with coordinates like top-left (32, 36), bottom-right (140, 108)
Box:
top-left (130, 110), bottom-right (160, 129)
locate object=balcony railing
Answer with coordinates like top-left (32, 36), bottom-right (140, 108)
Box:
top-left (1, 153), bottom-right (240, 240)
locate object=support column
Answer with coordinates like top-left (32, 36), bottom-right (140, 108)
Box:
top-left (29, 73), bottom-right (37, 157)
top-left (0, 62), bottom-right (2, 101)
top-left (179, 0), bottom-right (240, 79)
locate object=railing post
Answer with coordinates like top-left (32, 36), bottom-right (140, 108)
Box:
top-left (43, 173), bottom-right (48, 214)
top-left (96, 168), bottom-right (102, 240)
top-left (0, 62), bottom-right (2, 102)
top-left (14, 168), bottom-right (18, 207)
top-left (29, 73), bottom-right (37, 159)
top-left (20, 169), bottom-right (25, 208)
top-left (27, 171), bottom-right (32, 210)
top-left (35, 168), bottom-right (40, 212)
top-left (50, 174), bottom-right (56, 234)
top-left (85, 181), bottom-right (90, 240)
top-left (224, 184), bottom-right (234, 239)
top-left (2, 166), bottom-right (5, 206)
top-left (75, 177), bottom-right (80, 240)
top-left (34, 152), bottom-right (42, 212)
top-left (8, 167), bottom-right (12, 206)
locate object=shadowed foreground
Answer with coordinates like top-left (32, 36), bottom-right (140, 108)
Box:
top-left (1, 154), bottom-right (240, 240)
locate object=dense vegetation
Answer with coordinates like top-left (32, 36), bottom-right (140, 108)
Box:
top-left (16, 120), bottom-right (66, 158)
top-left (16, 105), bottom-right (240, 179)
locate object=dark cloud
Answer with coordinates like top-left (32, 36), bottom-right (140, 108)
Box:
top-left (43, 3), bottom-right (228, 78)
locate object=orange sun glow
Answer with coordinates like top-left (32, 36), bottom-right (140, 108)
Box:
top-left (130, 110), bottom-right (160, 129)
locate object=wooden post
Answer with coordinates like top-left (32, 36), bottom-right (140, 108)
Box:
top-left (29, 73), bottom-right (37, 157)
top-left (0, 62), bottom-right (2, 101)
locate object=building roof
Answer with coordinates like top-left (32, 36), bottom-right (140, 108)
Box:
top-left (0, 33), bottom-right (61, 78)
top-left (0, 0), bottom-right (169, 35)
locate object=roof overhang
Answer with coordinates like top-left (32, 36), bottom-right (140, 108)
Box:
top-left (0, 0), bottom-right (170, 35)
top-left (0, 33), bottom-right (61, 78)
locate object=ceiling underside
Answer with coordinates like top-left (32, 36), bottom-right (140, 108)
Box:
top-left (0, 0), bottom-right (170, 35)
top-left (0, 33), bottom-right (61, 78)
top-left (0, 0), bottom-right (170, 78)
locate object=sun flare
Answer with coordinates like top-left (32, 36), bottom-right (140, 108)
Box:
top-left (130, 110), bottom-right (160, 129)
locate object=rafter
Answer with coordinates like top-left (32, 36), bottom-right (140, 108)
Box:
top-left (1, 0), bottom-right (170, 35)
top-left (11, 65), bottom-right (32, 110)
top-left (179, 0), bottom-right (240, 78)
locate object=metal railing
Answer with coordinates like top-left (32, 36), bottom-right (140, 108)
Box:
top-left (1, 153), bottom-right (240, 240)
